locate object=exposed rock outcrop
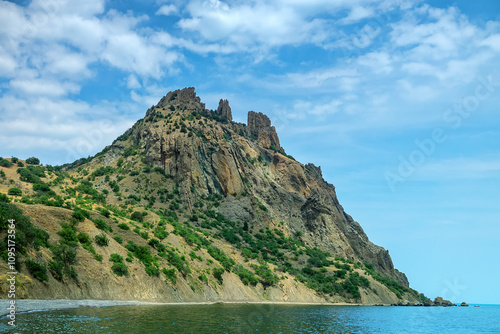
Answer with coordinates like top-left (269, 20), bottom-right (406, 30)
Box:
top-left (247, 111), bottom-right (281, 150)
top-left (216, 99), bottom-right (232, 122)
top-left (434, 297), bottom-right (455, 306)
top-left (155, 87), bottom-right (205, 113)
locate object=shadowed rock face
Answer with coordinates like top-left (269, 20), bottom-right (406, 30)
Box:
top-left (125, 87), bottom-right (409, 287)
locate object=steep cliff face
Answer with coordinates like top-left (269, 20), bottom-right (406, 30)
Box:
top-left (0, 87), bottom-right (425, 305)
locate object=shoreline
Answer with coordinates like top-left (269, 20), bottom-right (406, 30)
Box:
top-left (2, 299), bottom-right (484, 317)
top-left (0, 299), bottom-right (363, 316)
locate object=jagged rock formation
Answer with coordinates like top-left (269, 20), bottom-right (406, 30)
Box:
top-left (247, 111), bottom-right (281, 150)
top-left (216, 99), bottom-right (232, 122)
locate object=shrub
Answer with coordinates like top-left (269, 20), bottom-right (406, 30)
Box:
top-left (198, 274), bottom-right (208, 284)
top-left (162, 268), bottom-right (176, 284)
top-left (109, 253), bottom-right (124, 263)
top-left (77, 232), bottom-right (92, 245)
top-left (17, 161), bottom-right (24, 167)
top-left (57, 223), bottom-right (78, 245)
top-left (0, 193), bottom-right (10, 203)
top-left (233, 265), bottom-right (258, 286)
top-left (73, 207), bottom-right (89, 222)
top-left (11, 157), bottom-right (18, 163)
top-left (111, 262), bottom-right (129, 276)
top-left (94, 219), bottom-right (112, 232)
top-left (254, 264), bottom-right (279, 287)
top-left (25, 157), bottom-right (40, 165)
top-left (125, 241), bottom-right (154, 266)
top-left (100, 208), bottom-right (111, 218)
top-left (148, 238), bottom-right (166, 252)
top-left (212, 268), bottom-right (224, 284)
top-left (67, 266), bottom-right (78, 279)
top-left (95, 233), bottom-right (109, 246)
top-left (17, 168), bottom-right (41, 183)
top-left (25, 259), bottom-right (48, 282)
top-left (207, 246), bottom-right (234, 271)
top-left (8, 187), bottom-right (22, 196)
top-left (153, 226), bottom-right (168, 240)
top-left (145, 265), bottom-right (160, 276)
top-left (0, 159), bottom-right (12, 167)
top-left (48, 260), bottom-right (64, 280)
top-left (51, 242), bottom-right (77, 266)
top-left (114, 235), bottom-right (123, 244)
top-left (130, 211), bottom-right (144, 222)
top-left (118, 223), bottom-right (130, 230)
top-left (164, 249), bottom-right (190, 276)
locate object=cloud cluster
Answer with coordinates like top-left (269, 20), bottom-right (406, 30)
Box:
top-left (0, 0), bottom-right (499, 166)
top-left (0, 0), bottom-right (183, 162)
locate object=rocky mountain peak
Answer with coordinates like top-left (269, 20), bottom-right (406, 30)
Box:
top-left (154, 87), bottom-right (205, 115)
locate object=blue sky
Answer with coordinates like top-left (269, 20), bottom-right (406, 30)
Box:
top-left (1, 0), bottom-right (499, 304)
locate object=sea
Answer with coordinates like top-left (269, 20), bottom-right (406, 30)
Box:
top-left (0, 300), bottom-right (499, 333)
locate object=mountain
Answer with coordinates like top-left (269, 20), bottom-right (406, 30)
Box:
top-left (0, 87), bottom-right (431, 305)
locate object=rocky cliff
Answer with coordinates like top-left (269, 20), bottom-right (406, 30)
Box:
top-left (0, 87), bottom-right (429, 305)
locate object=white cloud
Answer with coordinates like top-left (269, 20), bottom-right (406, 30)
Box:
top-left (357, 51), bottom-right (393, 74)
top-left (390, 6), bottom-right (479, 61)
top-left (127, 75), bottom-right (141, 89)
top-left (156, 4), bottom-right (178, 16)
top-left (177, 0), bottom-right (395, 51)
top-left (0, 94), bottom-right (136, 163)
top-left (9, 78), bottom-right (80, 97)
top-left (341, 5), bottom-right (374, 24)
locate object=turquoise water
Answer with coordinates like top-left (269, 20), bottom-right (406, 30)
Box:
top-left (1, 303), bottom-right (499, 333)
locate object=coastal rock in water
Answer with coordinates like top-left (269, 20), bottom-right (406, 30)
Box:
top-left (434, 297), bottom-right (454, 306)
top-left (460, 302), bottom-right (469, 307)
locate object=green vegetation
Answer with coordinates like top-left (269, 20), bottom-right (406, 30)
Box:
top-left (25, 157), bottom-right (40, 165)
top-left (8, 187), bottom-right (22, 196)
top-left (153, 226), bottom-right (168, 240)
top-left (0, 193), bottom-right (9, 203)
top-left (95, 233), bottom-right (109, 246)
top-left (73, 207), bottom-right (90, 222)
top-left (233, 265), bottom-right (258, 286)
top-left (78, 232), bottom-right (102, 262)
top-left (118, 223), bottom-right (130, 230)
top-left (49, 223), bottom-right (79, 280)
top-left (0, 159), bottom-right (13, 168)
top-left (0, 203), bottom-right (50, 269)
top-left (162, 268), bottom-right (176, 284)
top-left (131, 211), bottom-right (146, 222)
top-left (110, 253), bottom-right (129, 276)
top-left (93, 218), bottom-right (113, 232)
top-left (25, 259), bottom-right (48, 282)
top-left (212, 267), bottom-right (224, 284)
top-left (162, 249), bottom-right (190, 276)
